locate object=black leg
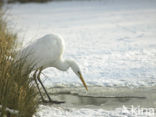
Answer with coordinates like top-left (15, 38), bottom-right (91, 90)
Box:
top-left (37, 67), bottom-right (65, 104)
top-left (37, 67), bottom-right (53, 102)
top-left (33, 69), bottom-right (45, 102)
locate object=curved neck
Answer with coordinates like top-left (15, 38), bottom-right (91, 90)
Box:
top-left (55, 59), bottom-right (70, 71)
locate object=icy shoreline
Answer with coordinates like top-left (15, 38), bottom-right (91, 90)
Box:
top-left (7, 0), bottom-right (156, 88)
top-left (34, 105), bottom-right (155, 117)
top-left (34, 86), bottom-right (156, 117)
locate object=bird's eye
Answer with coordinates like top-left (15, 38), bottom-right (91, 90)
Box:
top-left (77, 71), bottom-right (81, 76)
top-left (78, 71), bottom-right (80, 74)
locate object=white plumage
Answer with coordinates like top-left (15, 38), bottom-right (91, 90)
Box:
top-left (20, 34), bottom-right (64, 69)
top-left (18, 33), bottom-right (88, 103)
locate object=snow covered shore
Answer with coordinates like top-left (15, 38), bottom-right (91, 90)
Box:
top-left (34, 104), bottom-right (155, 117)
top-left (7, 0), bottom-right (156, 88)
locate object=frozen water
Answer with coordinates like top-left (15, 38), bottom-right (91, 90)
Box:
top-left (7, 0), bottom-right (156, 88)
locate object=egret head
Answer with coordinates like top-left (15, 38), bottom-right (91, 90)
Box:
top-left (67, 60), bottom-right (88, 91)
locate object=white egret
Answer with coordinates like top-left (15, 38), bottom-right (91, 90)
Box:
top-left (18, 33), bottom-right (88, 103)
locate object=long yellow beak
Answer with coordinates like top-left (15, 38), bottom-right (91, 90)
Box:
top-left (79, 73), bottom-right (88, 91)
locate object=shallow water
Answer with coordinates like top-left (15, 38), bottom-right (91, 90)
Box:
top-left (53, 93), bottom-right (145, 106)
top-left (41, 86), bottom-right (156, 110)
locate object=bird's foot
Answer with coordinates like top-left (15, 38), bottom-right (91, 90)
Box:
top-left (41, 99), bottom-right (65, 104)
top-left (42, 99), bottom-right (50, 103)
top-left (49, 100), bottom-right (65, 104)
